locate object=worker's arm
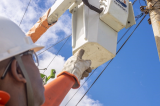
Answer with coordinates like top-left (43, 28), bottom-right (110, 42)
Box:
top-left (42, 74), bottom-right (75, 106)
top-left (26, 9), bottom-right (56, 43)
top-left (42, 49), bottom-right (92, 106)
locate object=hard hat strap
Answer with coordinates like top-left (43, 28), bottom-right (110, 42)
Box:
top-left (15, 55), bottom-right (34, 106)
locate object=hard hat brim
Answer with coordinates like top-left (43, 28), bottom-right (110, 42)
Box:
top-left (0, 44), bottom-right (44, 62)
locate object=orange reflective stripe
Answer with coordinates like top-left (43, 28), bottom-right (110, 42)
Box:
top-left (0, 91), bottom-right (10, 105)
top-left (42, 74), bottom-right (75, 106)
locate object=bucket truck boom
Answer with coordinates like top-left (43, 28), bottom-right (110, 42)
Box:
top-left (27, 0), bottom-right (136, 69)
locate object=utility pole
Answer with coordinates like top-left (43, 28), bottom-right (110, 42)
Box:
top-left (146, 0), bottom-right (160, 59)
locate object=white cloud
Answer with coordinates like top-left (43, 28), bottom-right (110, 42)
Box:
top-left (61, 79), bottom-right (103, 106)
top-left (0, 0), bottom-right (102, 106)
top-left (38, 51), bottom-right (65, 76)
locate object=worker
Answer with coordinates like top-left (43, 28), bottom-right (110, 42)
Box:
top-left (0, 16), bottom-right (92, 106)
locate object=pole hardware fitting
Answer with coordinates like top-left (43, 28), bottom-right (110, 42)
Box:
top-left (148, 18), bottom-right (151, 24)
top-left (140, 6), bottom-right (149, 15)
top-left (146, 2), bottom-right (154, 10)
top-left (82, 0), bottom-right (103, 14)
top-left (144, 10), bottom-right (149, 14)
top-left (140, 6), bottom-right (145, 12)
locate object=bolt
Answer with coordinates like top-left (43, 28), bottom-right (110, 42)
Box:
top-left (148, 18), bottom-right (151, 25)
top-left (140, 6), bottom-right (145, 12)
top-left (145, 10), bottom-right (149, 14)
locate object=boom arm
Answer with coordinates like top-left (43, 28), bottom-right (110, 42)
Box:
top-left (26, 0), bottom-right (79, 42)
top-left (47, 0), bottom-right (77, 24)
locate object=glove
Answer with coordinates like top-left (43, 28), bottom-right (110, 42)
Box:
top-left (57, 49), bottom-right (92, 89)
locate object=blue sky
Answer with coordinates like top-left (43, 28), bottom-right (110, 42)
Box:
top-left (1, 0), bottom-right (160, 106)
top-left (82, 0), bottom-right (160, 106)
top-left (52, 0), bottom-right (160, 105)
top-left (36, 0), bottom-right (160, 105)
top-left (49, 0), bottom-right (160, 105)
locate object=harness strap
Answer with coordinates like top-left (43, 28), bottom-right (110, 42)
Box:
top-left (15, 56), bottom-right (34, 106)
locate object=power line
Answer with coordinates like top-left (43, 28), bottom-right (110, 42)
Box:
top-left (65, 12), bottom-right (143, 106)
top-left (38, 35), bottom-right (71, 56)
top-left (143, 0), bottom-right (147, 5)
top-left (41, 36), bottom-right (70, 73)
top-left (75, 15), bottom-right (146, 106)
top-left (139, 0), bottom-right (143, 6)
top-left (19, 0), bottom-right (32, 26)
top-left (132, 0), bottom-right (137, 5)
top-left (65, 68), bottom-right (98, 106)
top-left (117, 14), bottom-right (142, 44)
top-left (19, 0), bottom-right (63, 56)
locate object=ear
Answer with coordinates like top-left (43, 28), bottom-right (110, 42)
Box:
top-left (11, 59), bottom-right (26, 83)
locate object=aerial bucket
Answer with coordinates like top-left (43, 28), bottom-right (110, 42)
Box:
top-left (71, 0), bottom-right (135, 69)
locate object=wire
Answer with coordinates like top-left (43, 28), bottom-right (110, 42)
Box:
top-left (82, 0), bottom-right (103, 13)
top-left (42, 36), bottom-right (70, 73)
top-left (138, 0), bottom-right (147, 6)
top-left (139, 0), bottom-right (142, 6)
top-left (38, 35), bottom-right (71, 56)
top-left (132, 0), bottom-right (137, 5)
top-left (75, 15), bottom-right (146, 106)
top-left (143, 0), bottom-right (147, 5)
top-left (117, 16), bottom-right (141, 44)
top-left (118, 13), bottom-right (144, 44)
top-left (135, 13), bottom-right (144, 19)
top-left (65, 68), bottom-right (98, 106)
top-left (19, 0), bottom-right (32, 26)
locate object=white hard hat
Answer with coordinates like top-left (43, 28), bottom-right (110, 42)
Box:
top-left (0, 16), bottom-right (44, 62)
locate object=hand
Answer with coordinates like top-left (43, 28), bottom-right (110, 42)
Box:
top-left (57, 49), bottom-right (92, 88)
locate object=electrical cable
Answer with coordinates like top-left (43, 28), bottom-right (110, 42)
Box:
top-left (75, 15), bottom-right (147, 106)
top-left (135, 13), bottom-right (144, 19)
top-left (65, 68), bottom-right (98, 106)
top-left (139, 0), bottom-right (142, 6)
top-left (41, 36), bottom-right (70, 73)
top-left (132, 0), bottom-right (137, 5)
top-left (117, 15), bottom-right (141, 44)
top-left (143, 0), bottom-right (147, 5)
top-left (82, 0), bottom-right (103, 13)
top-left (139, 0), bottom-right (147, 6)
top-left (38, 35), bottom-right (71, 56)
top-left (19, 0), bottom-right (32, 26)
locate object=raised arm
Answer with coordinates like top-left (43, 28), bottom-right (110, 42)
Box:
top-left (42, 49), bottom-right (92, 106)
